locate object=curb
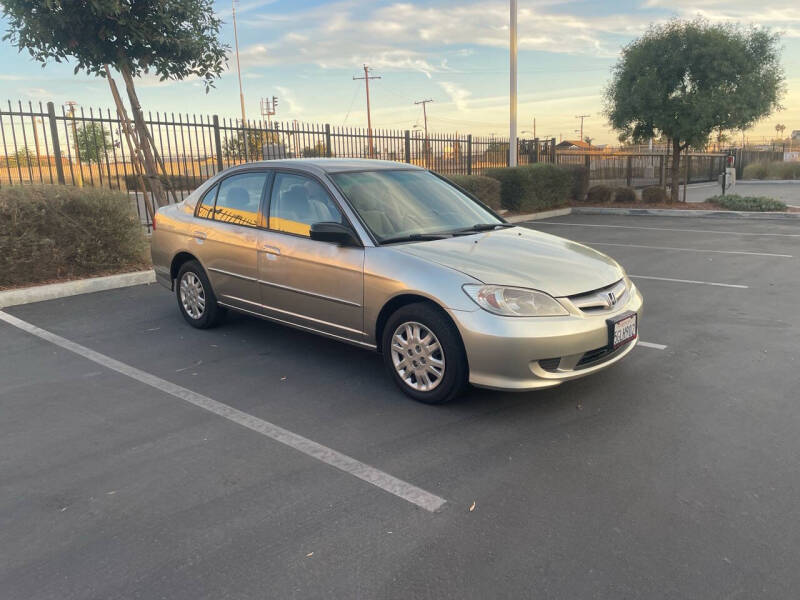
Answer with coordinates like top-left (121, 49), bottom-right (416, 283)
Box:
top-left (569, 207), bottom-right (800, 220)
top-left (737, 180), bottom-right (800, 185)
top-left (0, 270), bottom-right (156, 309)
top-left (506, 208), bottom-right (572, 223)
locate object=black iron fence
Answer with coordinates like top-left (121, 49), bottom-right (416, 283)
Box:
top-left (2, 99), bottom-right (730, 225)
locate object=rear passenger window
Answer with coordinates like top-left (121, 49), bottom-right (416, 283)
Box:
top-left (196, 184), bottom-right (217, 220)
top-left (212, 172), bottom-right (268, 228)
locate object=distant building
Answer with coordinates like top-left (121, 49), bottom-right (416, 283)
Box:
top-left (555, 139), bottom-right (592, 150)
top-left (792, 130), bottom-right (800, 141)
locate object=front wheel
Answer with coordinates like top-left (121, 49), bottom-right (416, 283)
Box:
top-left (176, 260), bottom-right (225, 329)
top-left (382, 303), bottom-right (468, 404)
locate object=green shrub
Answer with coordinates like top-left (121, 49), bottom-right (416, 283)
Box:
top-left (586, 185), bottom-right (614, 203)
top-left (0, 185), bottom-right (149, 289)
top-left (641, 186), bottom-right (669, 203)
top-left (708, 194), bottom-right (786, 212)
top-left (742, 162), bottom-right (768, 179)
top-left (123, 172), bottom-right (203, 191)
top-left (561, 165), bottom-right (590, 202)
top-left (447, 175), bottom-right (502, 209)
top-left (765, 161), bottom-right (800, 180)
top-left (614, 186), bottom-right (637, 203)
top-left (484, 164), bottom-right (572, 212)
top-left (742, 161), bottom-right (800, 180)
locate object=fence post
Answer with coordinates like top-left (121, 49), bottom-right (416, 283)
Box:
top-left (550, 138), bottom-right (556, 163)
top-left (686, 155), bottom-right (692, 185)
top-left (466, 135), bottom-right (472, 175)
top-left (212, 115), bottom-right (224, 172)
top-left (625, 155), bottom-right (632, 187)
top-left (404, 130), bottom-right (411, 163)
top-left (325, 124), bottom-right (332, 158)
top-left (533, 137), bottom-right (539, 163)
top-left (46, 101), bottom-right (65, 185)
top-left (658, 155), bottom-right (665, 187)
top-left (584, 153), bottom-right (591, 171)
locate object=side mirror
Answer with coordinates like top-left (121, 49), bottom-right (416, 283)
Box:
top-left (309, 222), bottom-right (359, 246)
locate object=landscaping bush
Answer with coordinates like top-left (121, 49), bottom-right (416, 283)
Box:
top-left (742, 161), bottom-right (800, 180)
top-left (641, 186), bottom-right (669, 203)
top-left (742, 162), bottom-right (768, 180)
top-left (0, 185), bottom-right (149, 289)
top-left (561, 165), bottom-right (590, 202)
top-left (708, 194), bottom-right (786, 212)
top-left (586, 185), bottom-right (614, 203)
top-left (766, 161), bottom-right (800, 180)
top-left (123, 172), bottom-right (203, 192)
top-left (613, 186), bottom-right (637, 203)
top-left (447, 174), bottom-right (502, 210)
top-left (484, 164), bottom-right (572, 212)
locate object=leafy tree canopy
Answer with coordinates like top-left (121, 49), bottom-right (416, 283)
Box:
top-left (75, 122), bottom-right (111, 163)
top-left (605, 19), bottom-right (784, 149)
top-left (0, 0), bottom-right (228, 89)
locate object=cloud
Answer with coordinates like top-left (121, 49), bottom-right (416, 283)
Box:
top-left (438, 81), bottom-right (472, 111)
top-left (275, 85), bottom-right (304, 117)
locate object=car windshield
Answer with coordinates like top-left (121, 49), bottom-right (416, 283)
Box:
top-left (330, 169), bottom-right (503, 243)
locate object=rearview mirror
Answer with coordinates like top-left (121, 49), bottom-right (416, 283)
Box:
top-left (309, 222), bottom-right (359, 246)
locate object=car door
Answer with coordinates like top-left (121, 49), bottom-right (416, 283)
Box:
top-left (257, 171), bottom-right (366, 340)
top-left (192, 170), bottom-right (270, 313)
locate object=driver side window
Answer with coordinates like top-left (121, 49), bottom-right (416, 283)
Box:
top-left (269, 173), bottom-right (343, 237)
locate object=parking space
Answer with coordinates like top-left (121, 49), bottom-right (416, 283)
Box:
top-left (2, 213), bottom-right (799, 599)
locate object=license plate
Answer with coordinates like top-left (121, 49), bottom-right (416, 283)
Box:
top-left (607, 312), bottom-right (637, 350)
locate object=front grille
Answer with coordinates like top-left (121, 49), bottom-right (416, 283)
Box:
top-left (568, 279), bottom-right (628, 313)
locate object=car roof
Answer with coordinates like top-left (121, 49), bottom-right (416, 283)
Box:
top-left (227, 158), bottom-right (424, 175)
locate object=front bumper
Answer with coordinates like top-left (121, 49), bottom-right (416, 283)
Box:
top-left (452, 284), bottom-right (643, 391)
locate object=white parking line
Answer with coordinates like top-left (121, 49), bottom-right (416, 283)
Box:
top-left (638, 341), bottom-right (668, 350)
top-left (0, 311), bottom-right (447, 513)
top-left (528, 221), bottom-right (800, 238)
top-left (630, 275), bottom-right (748, 289)
top-left (589, 242), bottom-right (792, 259)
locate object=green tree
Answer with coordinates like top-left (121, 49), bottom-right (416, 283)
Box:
top-left (223, 130), bottom-right (283, 160)
top-left (605, 19), bottom-right (784, 201)
top-left (1, 0), bottom-right (228, 208)
top-left (301, 142), bottom-right (328, 158)
top-left (75, 123), bottom-right (110, 164)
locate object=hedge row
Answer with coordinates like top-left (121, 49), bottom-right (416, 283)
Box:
top-left (708, 195), bottom-right (787, 212)
top-left (123, 173), bottom-right (202, 192)
top-left (447, 175), bottom-right (502, 210)
top-left (742, 161), bottom-right (800, 180)
top-left (482, 164), bottom-right (575, 212)
top-left (0, 185), bottom-right (149, 289)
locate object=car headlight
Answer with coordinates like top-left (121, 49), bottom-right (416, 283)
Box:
top-left (462, 284), bottom-right (568, 317)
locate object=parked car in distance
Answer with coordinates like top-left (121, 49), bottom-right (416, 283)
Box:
top-left (151, 159), bottom-right (643, 403)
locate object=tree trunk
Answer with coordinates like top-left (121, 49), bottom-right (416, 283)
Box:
top-left (670, 138), bottom-right (682, 203)
top-left (119, 63), bottom-right (168, 209)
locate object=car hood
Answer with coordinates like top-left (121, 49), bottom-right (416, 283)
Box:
top-left (393, 226), bottom-right (623, 297)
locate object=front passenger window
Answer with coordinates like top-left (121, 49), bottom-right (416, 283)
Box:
top-left (212, 172), bottom-right (267, 228)
top-left (269, 173), bottom-right (343, 237)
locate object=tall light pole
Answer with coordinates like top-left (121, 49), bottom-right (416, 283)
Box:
top-left (232, 0), bottom-right (249, 158)
top-left (509, 0), bottom-right (518, 167)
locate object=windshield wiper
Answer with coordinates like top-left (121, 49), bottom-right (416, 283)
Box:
top-left (454, 223), bottom-right (515, 233)
top-left (379, 233), bottom-right (453, 245)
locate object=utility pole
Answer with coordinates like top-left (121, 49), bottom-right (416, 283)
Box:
top-left (533, 117), bottom-right (536, 139)
top-left (509, 0), bottom-right (518, 167)
top-left (575, 114), bottom-right (590, 141)
top-left (260, 96), bottom-right (278, 127)
top-left (232, 0), bottom-right (249, 159)
top-left (353, 64), bottom-right (380, 158)
top-left (65, 101), bottom-right (82, 187)
top-left (414, 99), bottom-right (433, 167)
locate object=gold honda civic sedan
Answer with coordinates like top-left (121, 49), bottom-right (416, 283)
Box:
top-left (151, 159), bottom-right (642, 403)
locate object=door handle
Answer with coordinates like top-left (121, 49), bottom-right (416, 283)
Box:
top-left (260, 244), bottom-right (281, 255)
top-left (192, 230), bottom-right (207, 240)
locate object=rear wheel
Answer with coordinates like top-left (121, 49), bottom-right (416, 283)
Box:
top-left (176, 260), bottom-right (225, 329)
top-left (382, 303), bottom-right (468, 404)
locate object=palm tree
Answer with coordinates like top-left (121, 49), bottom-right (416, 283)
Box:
top-left (775, 123), bottom-right (786, 140)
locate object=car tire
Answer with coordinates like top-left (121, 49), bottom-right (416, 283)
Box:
top-left (382, 302), bottom-right (468, 404)
top-left (175, 260), bottom-right (225, 329)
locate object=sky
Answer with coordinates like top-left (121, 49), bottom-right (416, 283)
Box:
top-left (1, 0), bottom-right (798, 144)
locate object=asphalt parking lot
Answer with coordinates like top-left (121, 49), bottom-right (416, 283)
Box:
top-left (1, 213), bottom-right (799, 599)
